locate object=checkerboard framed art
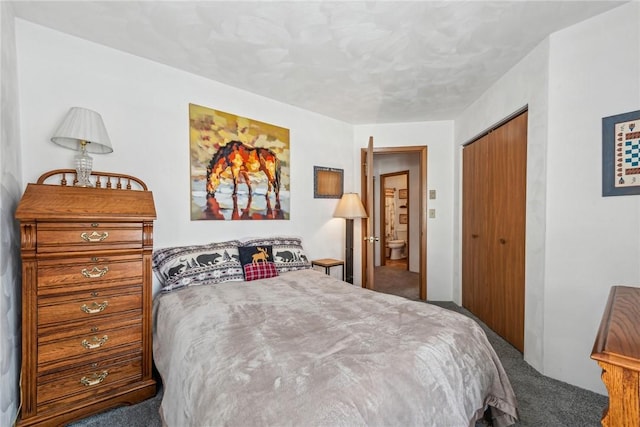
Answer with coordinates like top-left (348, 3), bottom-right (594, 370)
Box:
top-left (603, 110), bottom-right (640, 196)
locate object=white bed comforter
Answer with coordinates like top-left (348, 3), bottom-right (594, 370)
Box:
top-left (153, 269), bottom-right (518, 427)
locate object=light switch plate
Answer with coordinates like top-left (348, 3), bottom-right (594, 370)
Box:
top-left (429, 190), bottom-right (436, 199)
top-left (429, 209), bottom-right (436, 218)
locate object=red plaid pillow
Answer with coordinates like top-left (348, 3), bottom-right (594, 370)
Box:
top-left (242, 262), bottom-right (278, 281)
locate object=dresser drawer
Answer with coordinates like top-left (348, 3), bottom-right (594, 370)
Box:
top-left (37, 222), bottom-right (143, 253)
top-left (38, 317), bottom-right (142, 372)
top-left (38, 286), bottom-right (142, 326)
top-left (37, 254), bottom-right (142, 290)
top-left (37, 353), bottom-right (142, 409)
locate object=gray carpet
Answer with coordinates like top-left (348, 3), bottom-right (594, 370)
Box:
top-left (431, 302), bottom-right (608, 426)
top-left (69, 292), bottom-right (608, 426)
top-left (374, 265), bottom-right (420, 300)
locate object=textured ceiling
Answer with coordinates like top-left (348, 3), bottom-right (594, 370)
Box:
top-left (12, 1), bottom-right (626, 124)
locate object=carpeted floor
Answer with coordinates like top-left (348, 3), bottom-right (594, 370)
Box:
top-left (374, 265), bottom-right (420, 300)
top-left (69, 276), bottom-right (608, 427)
top-left (431, 302), bottom-right (607, 426)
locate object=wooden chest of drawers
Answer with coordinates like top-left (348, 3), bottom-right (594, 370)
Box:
top-left (591, 285), bottom-right (640, 427)
top-left (15, 171), bottom-right (157, 426)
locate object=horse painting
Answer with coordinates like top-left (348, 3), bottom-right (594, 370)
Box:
top-left (206, 140), bottom-right (281, 203)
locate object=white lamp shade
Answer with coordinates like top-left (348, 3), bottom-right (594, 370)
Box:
top-left (51, 107), bottom-right (113, 154)
top-left (334, 193), bottom-right (368, 219)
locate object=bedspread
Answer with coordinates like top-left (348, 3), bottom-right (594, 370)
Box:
top-left (153, 269), bottom-right (518, 427)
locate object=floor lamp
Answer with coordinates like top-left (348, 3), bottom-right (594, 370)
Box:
top-left (334, 193), bottom-right (368, 284)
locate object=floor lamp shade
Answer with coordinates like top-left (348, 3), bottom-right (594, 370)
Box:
top-left (51, 107), bottom-right (113, 187)
top-left (334, 193), bottom-right (367, 284)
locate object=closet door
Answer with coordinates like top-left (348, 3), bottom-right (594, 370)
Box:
top-left (462, 111), bottom-right (527, 353)
top-left (490, 111), bottom-right (527, 352)
top-left (462, 134), bottom-right (491, 322)
top-left (462, 142), bottom-right (477, 311)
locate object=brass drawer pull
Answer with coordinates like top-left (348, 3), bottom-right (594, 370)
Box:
top-left (80, 231), bottom-right (109, 242)
top-left (80, 301), bottom-right (109, 314)
top-left (81, 266), bottom-right (109, 278)
top-left (81, 335), bottom-right (109, 349)
top-left (80, 371), bottom-right (109, 387)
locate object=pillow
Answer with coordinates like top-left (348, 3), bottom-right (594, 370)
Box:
top-left (152, 240), bottom-right (243, 292)
top-left (240, 236), bottom-right (312, 274)
top-left (238, 245), bottom-right (278, 281)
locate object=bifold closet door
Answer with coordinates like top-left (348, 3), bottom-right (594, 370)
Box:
top-left (489, 111), bottom-right (527, 352)
top-left (462, 134), bottom-right (491, 323)
top-left (462, 111), bottom-right (527, 353)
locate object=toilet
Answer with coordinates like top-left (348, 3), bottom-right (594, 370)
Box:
top-left (387, 231), bottom-right (407, 260)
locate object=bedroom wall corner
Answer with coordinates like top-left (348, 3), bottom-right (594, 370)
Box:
top-left (454, 0), bottom-right (640, 395)
top-left (453, 37), bottom-right (550, 376)
top-left (0, 2), bottom-right (24, 425)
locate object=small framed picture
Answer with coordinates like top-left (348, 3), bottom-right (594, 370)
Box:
top-left (399, 213), bottom-right (408, 224)
top-left (398, 189), bottom-right (407, 199)
top-left (603, 110), bottom-right (640, 196)
top-left (314, 166), bottom-right (343, 199)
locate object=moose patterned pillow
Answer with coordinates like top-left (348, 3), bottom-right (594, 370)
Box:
top-left (152, 240), bottom-right (243, 292)
top-left (241, 236), bottom-right (312, 273)
top-left (238, 245), bottom-right (279, 281)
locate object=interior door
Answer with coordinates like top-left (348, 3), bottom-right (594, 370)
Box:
top-left (364, 136), bottom-right (375, 290)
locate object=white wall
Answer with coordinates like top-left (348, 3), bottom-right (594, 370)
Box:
top-left (544, 2), bottom-right (640, 393)
top-left (354, 121), bottom-right (455, 301)
top-left (0, 3), bottom-right (23, 426)
top-left (15, 20), bottom-right (355, 295)
top-left (455, 2), bottom-right (639, 394)
top-left (455, 38), bottom-right (549, 376)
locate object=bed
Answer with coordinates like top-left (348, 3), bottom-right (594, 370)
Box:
top-left (151, 238), bottom-right (518, 427)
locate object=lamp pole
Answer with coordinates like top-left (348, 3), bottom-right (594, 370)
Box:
top-left (345, 218), bottom-right (355, 284)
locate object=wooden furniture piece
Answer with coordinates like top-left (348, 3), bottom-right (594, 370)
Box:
top-left (15, 169), bottom-right (157, 426)
top-left (461, 110), bottom-right (528, 352)
top-left (591, 285), bottom-right (640, 427)
top-left (311, 258), bottom-right (345, 281)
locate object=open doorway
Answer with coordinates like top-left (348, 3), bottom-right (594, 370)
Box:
top-left (380, 170), bottom-right (409, 270)
top-left (360, 145), bottom-right (427, 300)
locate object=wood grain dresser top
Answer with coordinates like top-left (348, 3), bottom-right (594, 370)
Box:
top-left (591, 285), bottom-right (640, 371)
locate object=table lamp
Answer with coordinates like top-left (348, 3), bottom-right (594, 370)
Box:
top-left (51, 107), bottom-right (113, 187)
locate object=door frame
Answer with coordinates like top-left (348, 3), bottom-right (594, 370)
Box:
top-left (360, 145), bottom-right (427, 300)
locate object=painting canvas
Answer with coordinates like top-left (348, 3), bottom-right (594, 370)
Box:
top-left (189, 104), bottom-right (290, 220)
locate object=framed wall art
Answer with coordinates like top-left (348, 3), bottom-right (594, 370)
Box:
top-left (189, 104), bottom-right (290, 220)
top-left (399, 213), bottom-right (408, 224)
top-left (398, 188), bottom-right (408, 199)
top-left (603, 110), bottom-right (640, 196)
top-left (314, 166), bottom-right (343, 199)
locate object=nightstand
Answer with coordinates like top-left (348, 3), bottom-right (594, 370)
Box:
top-left (311, 258), bottom-right (345, 281)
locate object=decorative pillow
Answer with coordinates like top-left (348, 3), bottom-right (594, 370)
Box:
top-left (152, 240), bottom-right (243, 292)
top-left (238, 245), bottom-right (278, 281)
top-left (240, 236), bottom-right (312, 274)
